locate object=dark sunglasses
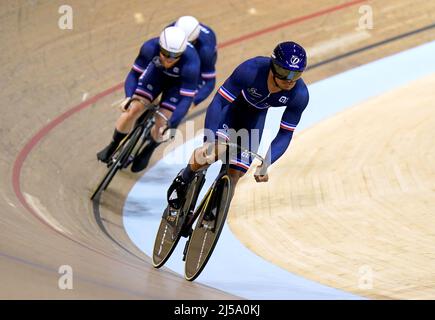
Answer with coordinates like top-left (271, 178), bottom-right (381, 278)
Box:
top-left (271, 61), bottom-right (303, 81)
top-left (160, 46), bottom-right (183, 59)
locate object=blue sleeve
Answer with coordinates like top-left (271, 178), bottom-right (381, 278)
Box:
top-left (167, 96), bottom-right (193, 128)
top-left (124, 40), bottom-right (156, 97)
top-left (214, 59), bottom-right (256, 105)
top-left (193, 78), bottom-right (216, 105)
top-left (204, 92), bottom-right (229, 132)
top-left (168, 58), bottom-right (200, 128)
top-left (124, 70), bottom-right (140, 97)
top-left (199, 45), bottom-right (217, 76)
top-left (132, 40), bottom-right (156, 73)
top-left (204, 59), bottom-right (256, 131)
top-left (265, 87), bottom-right (309, 166)
top-left (193, 45), bottom-right (217, 105)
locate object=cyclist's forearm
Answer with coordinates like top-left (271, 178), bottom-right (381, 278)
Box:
top-left (168, 96), bottom-right (193, 128)
top-left (194, 78), bottom-right (215, 105)
top-left (267, 129), bottom-right (294, 166)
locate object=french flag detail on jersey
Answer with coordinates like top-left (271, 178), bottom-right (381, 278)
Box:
top-left (160, 102), bottom-right (176, 111)
top-left (280, 120), bottom-right (297, 131)
top-left (218, 86), bottom-right (236, 103)
top-left (201, 72), bottom-right (216, 79)
top-left (135, 88), bottom-right (153, 101)
top-left (132, 64), bottom-right (145, 73)
top-left (180, 88), bottom-right (196, 97)
top-left (230, 159), bottom-right (250, 171)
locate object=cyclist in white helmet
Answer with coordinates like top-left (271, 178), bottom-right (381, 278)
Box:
top-left (97, 26), bottom-right (201, 172)
top-left (171, 16), bottom-right (218, 106)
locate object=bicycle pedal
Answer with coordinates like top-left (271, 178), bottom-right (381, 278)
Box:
top-left (106, 158), bottom-right (114, 168)
top-left (122, 155), bottom-right (134, 169)
top-left (107, 155), bottom-right (120, 167)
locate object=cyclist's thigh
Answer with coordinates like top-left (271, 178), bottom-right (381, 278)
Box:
top-left (203, 99), bottom-right (231, 144)
top-left (159, 85), bottom-right (181, 115)
top-left (228, 167), bottom-right (245, 186)
top-left (220, 99), bottom-right (268, 173)
top-left (134, 62), bottom-right (164, 103)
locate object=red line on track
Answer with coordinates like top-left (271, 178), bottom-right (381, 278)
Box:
top-left (11, 1), bottom-right (366, 264)
top-left (11, 83), bottom-right (146, 269)
top-left (218, 0), bottom-right (367, 48)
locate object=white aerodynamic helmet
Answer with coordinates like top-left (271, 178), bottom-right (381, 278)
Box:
top-left (175, 16), bottom-right (200, 42)
top-left (159, 26), bottom-right (187, 58)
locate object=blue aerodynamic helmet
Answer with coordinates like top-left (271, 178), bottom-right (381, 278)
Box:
top-left (271, 41), bottom-right (307, 81)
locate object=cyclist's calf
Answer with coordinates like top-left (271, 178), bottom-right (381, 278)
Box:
top-left (151, 108), bottom-right (172, 142)
top-left (228, 168), bottom-right (244, 187)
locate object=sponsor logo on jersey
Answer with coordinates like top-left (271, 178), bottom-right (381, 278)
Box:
top-left (247, 87), bottom-right (263, 98)
top-left (279, 96), bottom-right (289, 103)
top-left (241, 151), bottom-right (250, 160)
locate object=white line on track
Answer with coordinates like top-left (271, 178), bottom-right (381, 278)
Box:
top-left (24, 193), bottom-right (72, 236)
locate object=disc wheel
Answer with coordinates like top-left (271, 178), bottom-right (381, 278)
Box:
top-left (152, 174), bottom-right (205, 268)
top-left (184, 175), bottom-right (232, 281)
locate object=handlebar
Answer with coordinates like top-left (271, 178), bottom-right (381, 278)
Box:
top-left (214, 141), bottom-right (267, 176)
top-left (219, 142), bottom-right (265, 166)
top-left (155, 109), bottom-right (169, 123)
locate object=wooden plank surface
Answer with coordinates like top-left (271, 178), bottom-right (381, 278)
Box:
top-left (1, 0), bottom-right (434, 298)
top-left (230, 73), bottom-right (435, 299)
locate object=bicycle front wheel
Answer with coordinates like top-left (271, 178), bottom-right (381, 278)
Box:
top-left (184, 174), bottom-right (232, 281)
top-left (90, 125), bottom-right (143, 200)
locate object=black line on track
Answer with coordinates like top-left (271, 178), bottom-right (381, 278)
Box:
top-left (92, 192), bottom-right (148, 263)
top-left (308, 22), bottom-right (435, 70)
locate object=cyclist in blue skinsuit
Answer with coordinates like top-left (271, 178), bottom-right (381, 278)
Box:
top-left (96, 26), bottom-right (200, 172)
top-left (167, 41), bottom-right (310, 210)
top-left (172, 16), bottom-right (217, 106)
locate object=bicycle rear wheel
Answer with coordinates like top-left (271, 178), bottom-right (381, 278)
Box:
top-left (184, 174), bottom-right (232, 281)
top-left (152, 173), bottom-right (205, 268)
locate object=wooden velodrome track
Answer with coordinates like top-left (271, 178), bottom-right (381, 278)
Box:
top-left (1, 0), bottom-right (434, 299)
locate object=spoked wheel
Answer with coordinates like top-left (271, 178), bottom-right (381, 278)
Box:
top-left (184, 174), bottom-right (233, 281)
top-left (152, 173), bottom-right (205, 268)
top-left (90, 124), bottom-right (144, 200)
